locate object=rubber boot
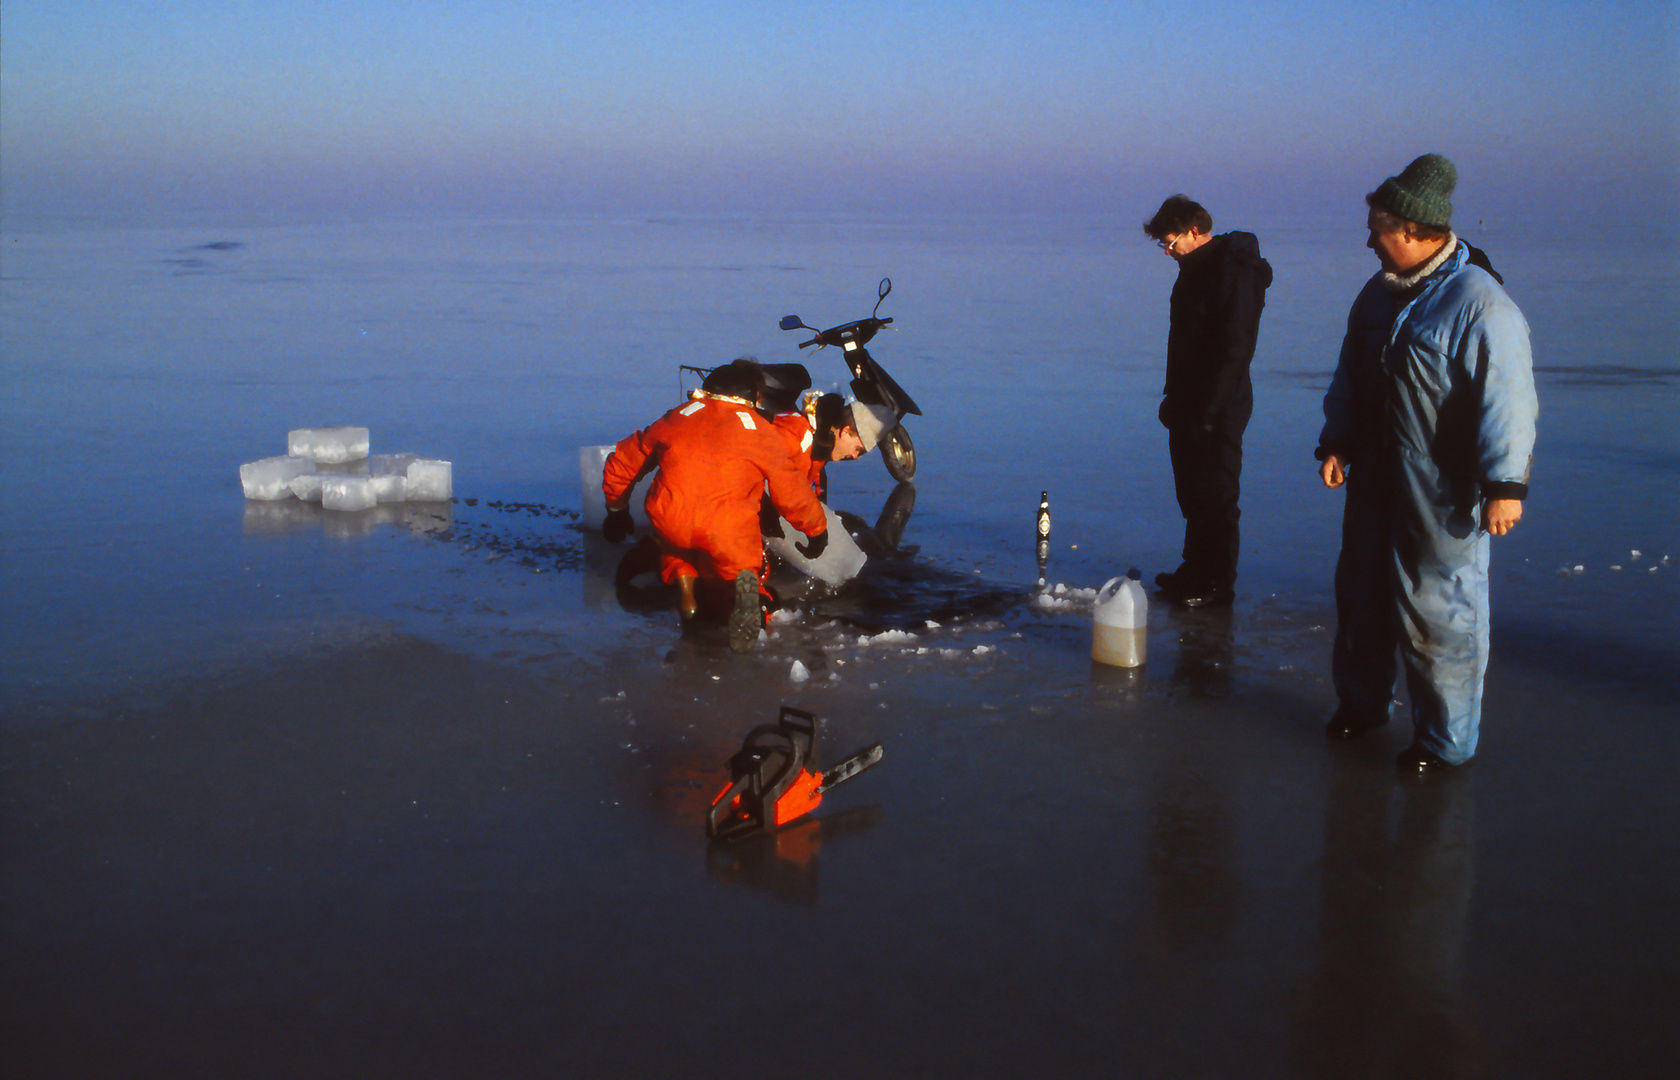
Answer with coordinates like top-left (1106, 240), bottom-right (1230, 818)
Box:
top-left (728, 570), bottom-right (762, 653)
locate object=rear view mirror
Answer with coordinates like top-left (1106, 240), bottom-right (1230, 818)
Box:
top-left (779, 315), bottom-right (805, 331)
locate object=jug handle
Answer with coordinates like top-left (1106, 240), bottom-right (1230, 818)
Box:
top-left (1096, 576), bottom-right (1123, 603)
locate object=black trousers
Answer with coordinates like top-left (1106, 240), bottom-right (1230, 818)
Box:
top-left (1168, 419), bottom-right (1246, 588)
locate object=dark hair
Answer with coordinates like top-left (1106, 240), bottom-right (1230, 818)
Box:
top-left (1365, 197), bottom-right (1451, 241)
top-left (700, 358), bottom-right (764, 400)
top-left (809, 392), bottom-right (848, 461)
top-left (1143, 195), bottom-right (1212, 240)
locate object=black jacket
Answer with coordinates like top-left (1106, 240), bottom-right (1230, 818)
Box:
top-left (1162, 231), bottom-right (1272, 430)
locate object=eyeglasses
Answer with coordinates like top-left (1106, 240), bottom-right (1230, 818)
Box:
top-left (1158, 232), bottom-right (1185, 252)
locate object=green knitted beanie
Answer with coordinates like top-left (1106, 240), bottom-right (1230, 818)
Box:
top-left (1369, 153), bottom-right (1457, 228)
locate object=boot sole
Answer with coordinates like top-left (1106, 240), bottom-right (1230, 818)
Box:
top-left (727, 570), bottom-right (761, 653)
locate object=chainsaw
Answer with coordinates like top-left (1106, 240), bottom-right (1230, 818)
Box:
top-left (706, 706), bottom-right (884, 842)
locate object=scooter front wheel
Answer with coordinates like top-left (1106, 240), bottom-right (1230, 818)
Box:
top-left (881, 423), bottom-right (916, 483)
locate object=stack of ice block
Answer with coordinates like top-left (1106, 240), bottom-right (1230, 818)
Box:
top-left (239, 427), bottom-right (452, 509)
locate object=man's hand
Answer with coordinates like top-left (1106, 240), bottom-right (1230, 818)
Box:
top-left (1484, 498), bottom-right (1523, 536)
top-left (796, 529), bottom-right (829, 559)
top-left (1320, 454), bottom-right (1347, 489)
top-left (602, 507), bottom-right (634, 542)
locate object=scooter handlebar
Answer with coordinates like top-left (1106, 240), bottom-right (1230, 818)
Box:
top-left (799, 315), bottom-right (893, 350)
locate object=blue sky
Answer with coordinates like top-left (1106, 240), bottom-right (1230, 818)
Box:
top-left (2, 0), bottom-right (1675, 225)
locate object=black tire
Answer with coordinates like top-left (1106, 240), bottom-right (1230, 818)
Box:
top-left (881, 423), bottom-right (916, 483)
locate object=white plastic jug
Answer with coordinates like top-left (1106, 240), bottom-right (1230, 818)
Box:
top-left (1092, 569), bottom-right (1147, 667)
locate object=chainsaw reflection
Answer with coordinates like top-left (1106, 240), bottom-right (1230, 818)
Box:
top-left (705, 805), bottom-right (885, 907)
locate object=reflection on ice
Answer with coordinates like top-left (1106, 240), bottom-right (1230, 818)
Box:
top-left (1293, 760), bottom-right (1478, 1077)
top-left (241, 498), bottom-right (454, 537)
top-left (705, 805), bottom-right (885, 908)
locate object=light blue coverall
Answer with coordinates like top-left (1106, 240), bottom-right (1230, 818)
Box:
top-left (1320, 241), bottom-right (1538, 764)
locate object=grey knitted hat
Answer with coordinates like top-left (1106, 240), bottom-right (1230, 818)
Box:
top-left (1369, 153), bottom-right (1457, 227)
top-left (849, 401), bottom-right (899, 452)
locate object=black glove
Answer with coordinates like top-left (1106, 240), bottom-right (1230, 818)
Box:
top-left (796, 529), bottom-right (828, 559)
top-left (602, 507), bottom-right (634, 542)
top-left (759, 493), bottom-right (785, 538)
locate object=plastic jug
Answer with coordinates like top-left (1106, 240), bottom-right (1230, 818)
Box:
top-left (1092, 569), bottom-right (1147, 667)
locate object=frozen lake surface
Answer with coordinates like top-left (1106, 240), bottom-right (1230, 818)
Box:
top-left (2, 214), bottom-right (1677, 1077)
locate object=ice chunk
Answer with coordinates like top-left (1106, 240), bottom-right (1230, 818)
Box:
top-left (287, 426), bottom-right (369, 464)
top-left (579, 445), bottom-right (653, 529)
top-left (765, 504), bottom-right (866, 585)
top-left (405, 459), bottom-right (452, 501)
top-left (367, 454), bottom-right (417, 503)
top-left (370, 474), bottom-right (408, 503)
top-left (321, 475), bottom-right (377, 511)
top-left (289, 473), bottom-right (326, 502)
top-left (369, 453), bottom-right (418, 476)
top-left (789, 660), bottom-right (810, 683)
top-left (240, 455), bottom-right (315, 500)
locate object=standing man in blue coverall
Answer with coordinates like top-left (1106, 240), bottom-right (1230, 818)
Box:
top-left (1317, 153), bottom-right (1538, 775)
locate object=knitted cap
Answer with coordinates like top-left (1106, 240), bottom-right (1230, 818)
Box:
top-left (1368, 153), bottom-right (1457, 228)
top-left (849, 401), bottom-right (899, 453)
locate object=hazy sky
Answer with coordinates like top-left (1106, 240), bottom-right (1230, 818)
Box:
top-left (3, 0), bottom-right (1675, 226)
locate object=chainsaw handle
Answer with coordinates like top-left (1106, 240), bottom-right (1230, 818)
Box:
top-left (706, 773), bottom-right (755, 839)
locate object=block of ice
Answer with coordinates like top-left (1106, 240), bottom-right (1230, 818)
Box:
top-left (287, 426), bottom-right (369, 464)
top-left (367, 454), bottom-right (416, 503)
top-left (369, 453), bottom-right (418, 476)
top-left (316, 460), bottom-right (369, 476)
top-left (240, 455), bottom-right (315, 500)
top-left (765, 504), bottom-right (867, 585)
top-left (578, 445), bottom-right (653, 529)
top-left (405, 459), bottom-right (452, 501)
top-left (289, 473), bottom-right (326, 502)
top-left (369, 474), bottom-right (408, 503)
top-left (321, 475), bottom-right (377, 511)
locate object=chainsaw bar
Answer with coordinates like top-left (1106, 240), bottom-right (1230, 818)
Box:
top-left (817, 743), bottom-right (884, 794)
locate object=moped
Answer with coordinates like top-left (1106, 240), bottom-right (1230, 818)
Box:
top-left (779, 277), bottom-right (921, 483)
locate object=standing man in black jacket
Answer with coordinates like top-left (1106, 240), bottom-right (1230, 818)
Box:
top-left (1143, 194), bottom-right (1273, 607)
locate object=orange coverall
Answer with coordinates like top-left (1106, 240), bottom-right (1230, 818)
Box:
top-left (772, 411), bottom-right (827, 493)
top-left (603, 397), bottom-right (827, 588)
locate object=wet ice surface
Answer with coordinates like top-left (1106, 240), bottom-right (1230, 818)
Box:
top-left (3, 218), bottom-right (1678, 1077)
